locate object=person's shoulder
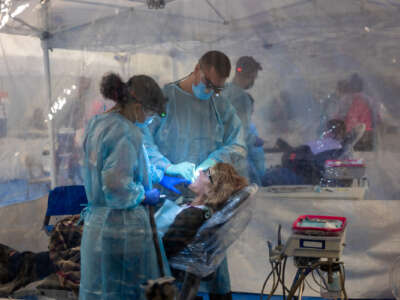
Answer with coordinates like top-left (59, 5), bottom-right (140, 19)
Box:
top-left (214, 93), bottom-right (236, 113)
top-left (181, 205), bottom-right (203, 214)
top-left (222, 82), bottom-right (243, 98)
top-left (163, 82), bottom-right (180, 95)
top-left (162, 82), bottom-right (184, 105)
top-left (99, 113), bottom-right (129, 130)
top-left (179, 206), bottom-right (205, 219)
top-left (215, 88), bottom-right (232, 102)
top-left (101, 113), bottom-right (139, 141)
top-left (241, 91), bottom-right (254, 106)
top-left (184, 206), bottom-right (211, 221)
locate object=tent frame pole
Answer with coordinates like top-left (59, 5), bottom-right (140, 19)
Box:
top-left (40, 2), bottom-right (57, 189)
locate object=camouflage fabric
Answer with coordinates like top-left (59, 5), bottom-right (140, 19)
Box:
top-left (0, 244), bottom-right (53, 295)
top-left (48, 215), bottom-right (83, 294)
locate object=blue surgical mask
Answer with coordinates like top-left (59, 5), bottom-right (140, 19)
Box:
top-left (135, 116), bottom-right (154, 129)
top-left (192, 81), bottom-right (213, 100)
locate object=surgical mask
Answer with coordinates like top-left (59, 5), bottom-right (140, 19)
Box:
top-left (192, 81), bottom-right (214, 100)
top-left (135, 116), bottom-right (154, 129)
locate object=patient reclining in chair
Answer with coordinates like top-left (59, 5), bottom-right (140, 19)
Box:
top-left (160, 162), bottom-right (248, 259)
top-left (156, 162), bottom-right (252, 300)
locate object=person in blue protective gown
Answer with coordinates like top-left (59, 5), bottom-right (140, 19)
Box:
top-left (79, 72), bottom-right (168, 300)
top-left (143, 51), bottom-right (246, 300)
top-left (222, 56), bottom-right (265, 184)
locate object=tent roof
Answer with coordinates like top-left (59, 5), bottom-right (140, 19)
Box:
top-left (1, 0), bottom-right (399, 52)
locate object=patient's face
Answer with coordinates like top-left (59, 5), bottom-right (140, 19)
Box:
top-left (189, 169), bottom-right (211, 197)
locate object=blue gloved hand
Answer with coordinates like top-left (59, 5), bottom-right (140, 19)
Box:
top-left (195, 158), bottom-right (216, 178)
top-left (159, 175), bottom-right (191, 194)
top-left (165, 162), bottom-right (196, 182)
top-left (143, 188), bottom-right (161, 206)
top-left (254, 136), bottom-right (265, 147)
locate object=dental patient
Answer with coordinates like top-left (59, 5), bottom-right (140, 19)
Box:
top-left (161, 162), bottom-right (248, 259)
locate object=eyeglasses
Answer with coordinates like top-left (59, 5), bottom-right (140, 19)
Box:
top-left (200, 71), bottom-right (224, 94)
top-left (205, 168), bottom-right (214, 185)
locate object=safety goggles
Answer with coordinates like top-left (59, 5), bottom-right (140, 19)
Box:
top-left (205, 168), bottom-right (214, 185)
top-left (134, 96), bottom-right (167, 118)
top-left (200, 70), bottom-right (224, 94)
top-left (142, 107), bottom-right (156, 118)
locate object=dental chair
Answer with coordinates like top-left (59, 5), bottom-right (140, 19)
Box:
top-left (168, 184), bottom-right (258, 300)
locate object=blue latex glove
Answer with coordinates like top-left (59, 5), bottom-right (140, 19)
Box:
top-left (159, 175), bottom-right (191, 194)
top-left (143, 188), bottom-right (161, 206)
top-left (165, 162), bottom-right (196, 182)
top-left (195, 158), bottom-right (216, 178)
top-left (254, 136), bottom-right (265, 147)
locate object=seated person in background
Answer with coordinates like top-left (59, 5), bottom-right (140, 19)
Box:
top-left (262, 119), bottom-right (346, 186)
top-left (337, 73), bottom-right (375, 151)
top-left (0, 215), bottom-right (83, 296)
top-left (162, 162), bottom-right (248, 259)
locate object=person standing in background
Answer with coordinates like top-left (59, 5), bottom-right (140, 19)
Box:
top-left (222, 56), bottom-right (264, 183)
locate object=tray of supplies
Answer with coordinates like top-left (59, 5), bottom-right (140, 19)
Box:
top-left (292, 215), bottom-right (347, 236)
top-left (324, 159), bottom-right (365, 180)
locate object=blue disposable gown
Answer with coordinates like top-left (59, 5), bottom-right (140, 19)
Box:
top-left (144, 83), bottom-right (247, 178)
top-left (80, 112), bottom-right (161, 300)
top-left (143, 83), bottom-right (246, 294)
top-left (222, 83), bottom-right (266, 183)
top-left (248, 123), bottom-right (267, 185)
top-left (222, 83), bottom-right (254, 146)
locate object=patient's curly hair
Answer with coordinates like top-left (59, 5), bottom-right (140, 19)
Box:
top-left (205, 162), bottom-right (248, 212)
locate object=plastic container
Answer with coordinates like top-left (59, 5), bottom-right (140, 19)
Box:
top-left (292, 215), bottom-right (347, 236)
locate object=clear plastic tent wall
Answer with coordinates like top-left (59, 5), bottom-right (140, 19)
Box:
top-left (0, 0), bottom-right (399, 298)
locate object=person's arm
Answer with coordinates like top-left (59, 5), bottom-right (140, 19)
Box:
top-left (142, 124), bottom-right (172, 179)
top-left (101, 125), bottom-right (145, 209)
top-left (143, 109), bottom-right (195, 182)
top-left (241, 93), bottom-right (256, 146)
top-left (207, 98), bottom-right (247, 164)
top-left (162, 207), bottom-right (206, 258)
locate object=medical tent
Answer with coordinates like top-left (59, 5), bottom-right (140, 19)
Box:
top-left (0, 0), bottom-right (400, 297)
